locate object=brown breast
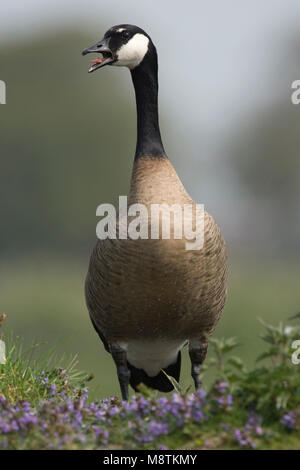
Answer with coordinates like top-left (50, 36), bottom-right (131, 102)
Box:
top-left (85, 156), bottom-right (227, 343)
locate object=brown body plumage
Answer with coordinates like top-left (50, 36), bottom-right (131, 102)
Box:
top-left (86, 157), bottom-right (227, 343)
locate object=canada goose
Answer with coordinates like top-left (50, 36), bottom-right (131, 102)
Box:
top-left (82, 24), bottom-right (227, 401)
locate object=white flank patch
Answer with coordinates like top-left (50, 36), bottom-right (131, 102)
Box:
top-left (119, 339), bottom-right (186, 377)
top-left (114, 33), bottom-right (149, 69)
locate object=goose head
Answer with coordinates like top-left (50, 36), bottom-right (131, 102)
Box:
top-left (82, 24), bottom-right (153, 73)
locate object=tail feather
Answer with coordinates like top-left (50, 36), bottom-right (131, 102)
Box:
top-left (128, 351), bottom-right (181, 392)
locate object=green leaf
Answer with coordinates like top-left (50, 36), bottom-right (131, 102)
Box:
top-left (288, 312), bottom-right (300, 321)
top-left (227, 356), bottom-right (245, 371)
top-left (259, 334), bottom-right (275, 345)
top-left (162, 370), bottom-right (184, 395)
top-left (258, 317), bottom-right (280, 333)
top-left (136, 383), bottom-right (154, 399)
top-left (276, 393), bottom-right (290, 410)
top-left (256, 350), bottom-right (278, 362)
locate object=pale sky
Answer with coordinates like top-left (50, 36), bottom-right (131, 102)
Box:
top-left (2, 0), bottom-right (298, 132)
top-left (1, 0), bottom-right (299, 132)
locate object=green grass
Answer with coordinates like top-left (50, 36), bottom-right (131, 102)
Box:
top-left (0, 332), bottom-right (88, 405)
top-left (0, 315), bottom-right (299, 450)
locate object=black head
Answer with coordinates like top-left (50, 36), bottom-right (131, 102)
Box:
top-left (82, 24), bottom-right (153, 73)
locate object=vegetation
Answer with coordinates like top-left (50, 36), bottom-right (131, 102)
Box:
top-left (0, 314), bottom-right (299, 450)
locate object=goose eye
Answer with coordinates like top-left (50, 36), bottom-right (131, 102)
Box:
top-left (122, 31), bottom-right (130, 38)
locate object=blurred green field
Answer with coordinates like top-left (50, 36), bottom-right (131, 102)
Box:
top-left (1, 256), bottom-right (299, 400)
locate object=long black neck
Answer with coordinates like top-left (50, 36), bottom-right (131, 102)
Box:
top-left (130, 43), bottom-right (166, 160)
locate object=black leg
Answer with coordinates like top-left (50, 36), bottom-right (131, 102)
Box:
top-left (110, 344), bottom-right (131, 401)
top-left (188, 340), bottom-right (208, 391)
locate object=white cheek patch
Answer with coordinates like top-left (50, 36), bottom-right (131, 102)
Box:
top-left (115, 33), bottom-right (149, 69)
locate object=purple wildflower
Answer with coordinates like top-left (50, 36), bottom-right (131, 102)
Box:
top-left (147, 420), bottom-right (169, 436)
top-left (234, 428), bottom-right (256, 449)
top-left (281, 412), bottom-right (296, 430)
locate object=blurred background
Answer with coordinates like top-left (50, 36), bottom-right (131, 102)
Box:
top-left (1, 0), bottom-right (300, 398)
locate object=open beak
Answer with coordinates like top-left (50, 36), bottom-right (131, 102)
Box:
top-left (82, 37), bottom-right (114, 73)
